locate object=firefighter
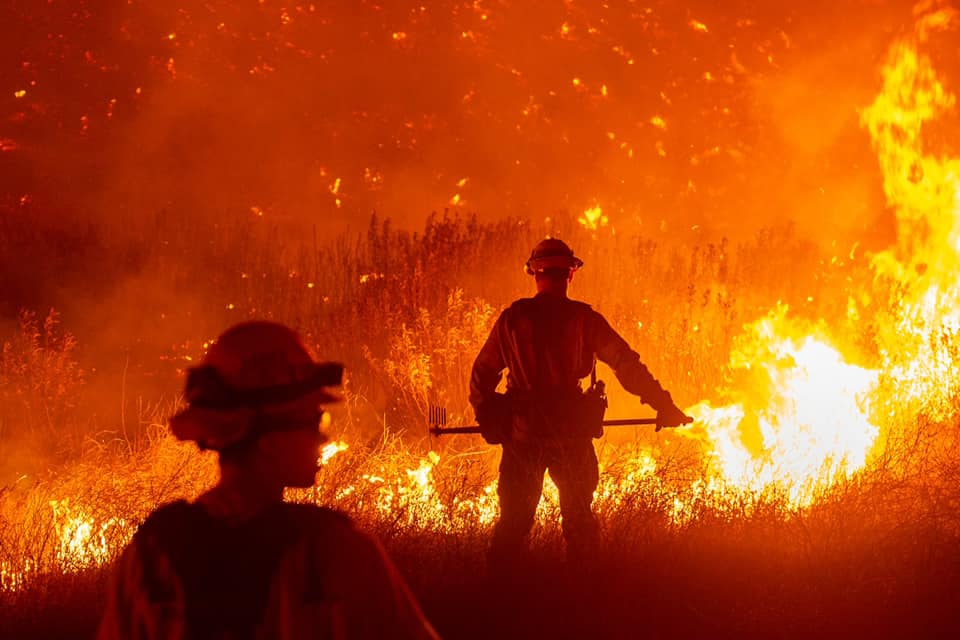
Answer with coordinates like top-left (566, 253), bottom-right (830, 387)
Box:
top-left (470, 238), bottom-right (691, 570)
top-left (98, 321), bottom-right (440, 640)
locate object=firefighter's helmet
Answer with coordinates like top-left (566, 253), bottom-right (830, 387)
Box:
top-left (169, 321), bottom-right (343, 451)
top-left (524, 238), bottom-right (584, 275)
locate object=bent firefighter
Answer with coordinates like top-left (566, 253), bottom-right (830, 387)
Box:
top-left (469, 238), bottom-right (691, 571)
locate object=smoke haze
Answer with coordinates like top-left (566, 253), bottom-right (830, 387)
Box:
top-left (1, 0), bottom-right (956, 440)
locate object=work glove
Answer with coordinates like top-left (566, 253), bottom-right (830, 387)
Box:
top-left (656, 401), bottom-right (693, 432)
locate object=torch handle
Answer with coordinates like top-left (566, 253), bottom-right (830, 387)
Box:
top-left (601, 418), bottom-right (659, 426)
top-left (429, 425), bottom-right (483, 435)
top-left (429, 417), bottom-right (662, 436)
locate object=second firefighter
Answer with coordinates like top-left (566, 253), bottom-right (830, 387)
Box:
top-left (469, 238), bottom-right (691, 570)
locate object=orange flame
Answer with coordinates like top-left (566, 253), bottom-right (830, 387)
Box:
top-left (684, 309), bottom-right (879, 507)
top-left (861, 3), bottom-right (960, 419)
top-left (6, 4), bottom-right (960, 595)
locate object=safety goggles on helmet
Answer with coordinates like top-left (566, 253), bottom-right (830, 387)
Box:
top-left (184, 362), bottom-right (343, 411)
top-left (169, 321), bottom-right (344, 451)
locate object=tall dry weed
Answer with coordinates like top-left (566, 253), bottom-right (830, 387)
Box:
top-left (0, 310), bottom-right (85, 466)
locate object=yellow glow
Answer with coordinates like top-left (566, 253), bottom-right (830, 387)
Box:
top-left (320, 441), bottom-right (349, 464)
top-left (683, 309), bottom-right (880, 507)
top-left (860, 5), bottom-right (960, 419)
top-left (578, 204), bottom-right (609, 230)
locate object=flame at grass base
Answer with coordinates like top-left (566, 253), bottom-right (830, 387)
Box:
top-left (684, 309), bottom-right (880, 508)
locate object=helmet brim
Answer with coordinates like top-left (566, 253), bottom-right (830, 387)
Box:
top-left (170, 385), bottom-right (339, 450)
top-left (172, 361), bottom-right (343, 450)
top-left (184, 362), bottom-right (343, 410)
top-left (525, 255), bottom-right (584, 274)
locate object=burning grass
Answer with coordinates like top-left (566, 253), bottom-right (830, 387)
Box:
top-left (2, 208), bottom-right (959, 637)
top-left (3, 9), bottom-right (960, 636)
top-left (3, 410), bottom-right (960, 638)
top-left (2, 202), bottom-right (959, 636)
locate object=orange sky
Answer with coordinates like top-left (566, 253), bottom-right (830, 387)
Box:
top-left (4, 0), bottom-right (946, 248)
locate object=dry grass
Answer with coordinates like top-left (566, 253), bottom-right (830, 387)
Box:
top-left (1, 212), bottom-right (959, 638)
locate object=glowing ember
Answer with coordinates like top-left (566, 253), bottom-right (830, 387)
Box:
top-left (578, 204), bottom-right (608, 230)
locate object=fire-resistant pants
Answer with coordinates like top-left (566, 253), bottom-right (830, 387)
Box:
top-left (489, 437), bottom-right (601, 568)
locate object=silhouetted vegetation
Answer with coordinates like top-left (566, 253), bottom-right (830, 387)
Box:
top-left (1, 213), bottom-right (958, 639)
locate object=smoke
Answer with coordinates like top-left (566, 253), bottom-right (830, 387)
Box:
top-left (4, 1), bottom-right (929, 241)
top-left (1, 0), bottom-right (950, 441)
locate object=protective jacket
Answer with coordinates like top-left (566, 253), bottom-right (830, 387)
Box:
top-left (470, 292), bottom-right (671, 440)
top-left (97, 501), bottom-right (440, 640)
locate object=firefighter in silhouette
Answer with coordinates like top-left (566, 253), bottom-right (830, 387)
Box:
top-left (98, 321), bottom-right (439, 640)
top-left (470, 239), bottom-right (691, 570)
